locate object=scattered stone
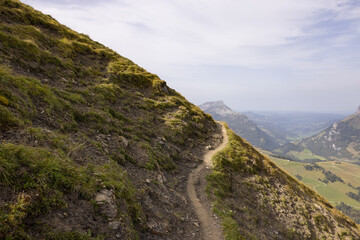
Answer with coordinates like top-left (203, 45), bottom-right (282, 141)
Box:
top-left (205, 145), bottom-right (213, 150)
top-left (213, 134), bottom-right (222, 139)
top-left (157, 174), bottom-right (167, 184)
top-left (95, 189), bottom-right (118, 219)
top-left (161, 85), bottom-right (169, 94)
top-left (119, 136), bottom-right (129, 147)
top-left (109, 221), bottom-right (121, 230)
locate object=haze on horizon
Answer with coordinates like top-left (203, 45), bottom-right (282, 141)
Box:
top-left (22, 0), bottom-right (360, 114)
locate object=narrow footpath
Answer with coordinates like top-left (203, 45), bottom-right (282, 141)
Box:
top-left (186, 124), bottom-right (229, 240)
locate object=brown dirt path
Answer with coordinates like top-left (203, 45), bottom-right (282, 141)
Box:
top-left (186, 123), bottom-right (228, 240)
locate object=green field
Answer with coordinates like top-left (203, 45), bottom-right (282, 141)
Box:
top-left (269, 157), bottom-right (360, 209)
top-left (288, 148), bottom-right (326, 161)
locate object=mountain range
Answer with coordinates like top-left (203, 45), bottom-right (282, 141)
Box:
top-left (245, 111), bottom-right (345, 142)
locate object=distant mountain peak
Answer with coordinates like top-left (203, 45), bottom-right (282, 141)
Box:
top-left (213, 100), bottom-right (225, 104)
top-left (199, 101), bottom-right (281, 150)
top-left (201, 100), bottom-right (225, 107)
top-left (199, 100), bottom-right (233, 113)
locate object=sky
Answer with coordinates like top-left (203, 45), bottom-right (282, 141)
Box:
top-left (22, 0), bottom-right (360, 113)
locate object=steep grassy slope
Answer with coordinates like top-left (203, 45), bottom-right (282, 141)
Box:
top-left (270, 157), bottom-right (360, 223)
top-left (0, 1), bottom-right (219, 239)
top-left (207, 126), bottom-right (360, 239)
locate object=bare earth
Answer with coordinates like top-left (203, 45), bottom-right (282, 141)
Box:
top-left (186, 124), bottom-right (229, 240)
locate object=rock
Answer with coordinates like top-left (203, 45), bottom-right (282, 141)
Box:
top-left (119, 136), bottom-right (129, 147)
top-left (205, 145), bottom-right (213, 150)
top-left (109, 221), bottom-right (122, 230)
top-left (213, 134), bottom-right (222, 139)
top-left (157, 174), bottom-right (167, 184)
top-left (356, 105), bottom-right (360, 115)
top-left (161, 85), bottom-right (169, 94)
top-left (95, 189), bottom-right (118, 219)
top-left (158, 140), bottom-right (165, 145)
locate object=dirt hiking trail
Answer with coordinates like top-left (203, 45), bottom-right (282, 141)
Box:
top-left (186, 124), bottom-right (228, 240)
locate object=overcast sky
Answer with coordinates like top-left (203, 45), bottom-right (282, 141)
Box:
top-left (22, 0), bottom-right (360, 113)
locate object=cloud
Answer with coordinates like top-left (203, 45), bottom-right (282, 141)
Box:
top-left (21, 0), bottom-right (360, 112)
top-left (22, 0), bottom-right (360, 67)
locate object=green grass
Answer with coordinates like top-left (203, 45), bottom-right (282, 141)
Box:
top-left (0, 142), bottom-right (141, 238)
top-left (206, 125), bottom-right (266, 240)
top-left (270, 157), bottom-right (360, 209)
top-left (288, 148), bottom-right (326, 161)
top-left (318, 161), bottom-right (360, 188)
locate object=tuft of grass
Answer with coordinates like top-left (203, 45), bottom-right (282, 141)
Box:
top-left (0, 105), bottom-right (23, 130)
top-left (0, 143), bottom-right (97, 196)
top-left (222, 216), bottom-right (246, 240)
top-left (0, 95), bottom-right (9, 106)
top-left (0, 193), bottom-right (31, 236)
top-left (206, 171), bottom-right (231, 199)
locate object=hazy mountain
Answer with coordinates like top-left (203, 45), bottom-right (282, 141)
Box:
top-left (300, 106), bottom-right (360, 162)
top-left (245, 111), bottom-right (345, 141)
top-left (0, 1), bottom-right (359, 239)
top-left (199, 101), bottom-right (281, 150)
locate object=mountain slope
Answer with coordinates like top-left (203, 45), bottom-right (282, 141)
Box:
top-left (207, 125), bottom-right (360, 239)
top-left (300, 106), bottom-right (360, 162)
top-left (0, 1), bottom-right (359, 239)
top-left (245, 111), bottom-right (345, 141)
top-left (0, 1), bottom-right (219, 239)
top-left (199, 101), bottom-right (280, 151)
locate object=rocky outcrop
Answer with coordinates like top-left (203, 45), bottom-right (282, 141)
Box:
top-left (356, 105), bottom-right (360, 115)
top-left (95, 189), bottom-right (118, 219)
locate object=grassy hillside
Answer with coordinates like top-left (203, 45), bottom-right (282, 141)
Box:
top-left (270, 157), bottom-right (360, 222)
top-left (207, 125), bottom-right (360, 239)
top-left (0, 1), bottom-right (218, 239)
